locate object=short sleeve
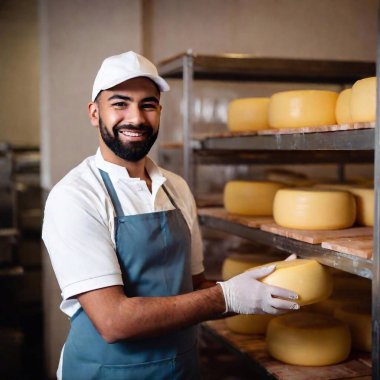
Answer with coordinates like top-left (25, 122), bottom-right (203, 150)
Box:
top-left (42, 184), bottom-right (123, 300)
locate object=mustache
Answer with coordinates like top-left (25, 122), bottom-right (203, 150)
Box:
top-left (113, 124), bottom-right (153, 133)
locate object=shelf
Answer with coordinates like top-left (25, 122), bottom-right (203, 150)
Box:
top-left (193, 123), bottom-right (375, 152)
top-left (198, 208), bottom-right (373, 279)
top-left (160, 143), bottom-right (374, 165)
top-left (158, 52), bottom-right (375, 84)
top-left (202, 320), bottom-right (372, 380)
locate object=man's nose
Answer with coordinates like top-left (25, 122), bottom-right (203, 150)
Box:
top-left (127, 104), bottom-right (146, 125)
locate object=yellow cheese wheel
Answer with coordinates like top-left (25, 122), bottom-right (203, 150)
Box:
top-left (227, 98), bottom-right (270, 131)
top-left (222, 253), bottom-right (278, 280)
top-left (225, 314), bottom-right (274, 335)
top-left (268, 90), bottom-right (338, 128)
top-left (348, 187), bottom-right (374, 226)
top-left (273, 188), bottom-right (356, 230)
top-left (223, 181), bottom-right (284, 216)
top-left (334, 305), bottom-right (371, 352)
top-left (351, 77), bottom-right (376, 123)
top-left (335, 88), bottom-right (353, 124)
top-left (260, 259), bottom-right (333, 306)
top-left (266, 312), bottom-right (351, 366)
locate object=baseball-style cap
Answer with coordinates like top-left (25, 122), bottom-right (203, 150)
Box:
top-left (91, 51), bottom-right (170, 101)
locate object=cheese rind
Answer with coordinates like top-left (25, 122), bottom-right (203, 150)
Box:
top-left (334, 305), bottom-right (371, 352)
top-left (266, 312), bottom-right (351, 366)
top-left (224, 181), bottom-right (284, 216)
top-left (351, 77), bottom-right (376, 123)
top-left (348, 188), bottom-right (374, 226)
top-left (273, 188), bottom-right (356, 230)
top-left (228, 97), bottom-right (270, 131)
top-left (259, 259), bottom-right (333, 306)
top-left (335, 88), bottom-right (353, 124)
top-left (268, 90), bottom-right (338, 128)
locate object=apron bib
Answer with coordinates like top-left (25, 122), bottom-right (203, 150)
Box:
top-left (62, 170), bottom-right (200, 379)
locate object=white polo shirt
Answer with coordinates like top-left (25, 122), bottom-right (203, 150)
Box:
top-left (42, 149), bottom-right (204, 317)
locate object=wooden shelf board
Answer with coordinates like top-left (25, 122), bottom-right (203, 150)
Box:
top-left (203, 319), bottom-right (372, 380)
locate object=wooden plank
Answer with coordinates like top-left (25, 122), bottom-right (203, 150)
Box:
top-left (193, 122), bottom-right (374, 140)
top-left (260, 223), bottom-right (372, 244)
top-left (257, 122), bottom-right (375, 135)
top-left (321, 236), bottom-right (373, 259)
top-left (198, 207), bottom-right (274, 228)
top-left (204, 320), bottom-right (372, 380)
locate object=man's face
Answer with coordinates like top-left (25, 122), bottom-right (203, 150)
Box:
top-left (92, 77), bottom-right (161, 162)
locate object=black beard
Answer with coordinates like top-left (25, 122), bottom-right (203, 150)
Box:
top-left (99, 117), bottom-right (158, 162)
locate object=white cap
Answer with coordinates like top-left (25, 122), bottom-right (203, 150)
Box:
top-left (91, 51), bottom-right (170, 101)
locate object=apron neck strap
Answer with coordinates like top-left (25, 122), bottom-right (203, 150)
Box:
top-left (99, 169), bottom-right (180, 216)
top-left (99, 169), bottom-right (125, 217)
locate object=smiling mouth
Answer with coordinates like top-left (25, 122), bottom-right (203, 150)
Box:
top-left (118, 129), bottom-right (146, 138)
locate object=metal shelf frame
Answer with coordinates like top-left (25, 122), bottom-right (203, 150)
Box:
top-left (158, 46), bottom-right (380, 378)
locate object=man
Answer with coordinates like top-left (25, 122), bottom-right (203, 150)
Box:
top-left (42, 51), bottom-right (299, 380)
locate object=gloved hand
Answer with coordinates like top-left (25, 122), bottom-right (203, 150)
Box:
top-left (217, 260), bottom-right (299, 315)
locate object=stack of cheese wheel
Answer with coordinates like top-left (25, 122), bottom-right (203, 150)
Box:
top-left (335, 88), bottom-right (353, 124)
top-left (268, 90), bottom-right (338, 129)
top-left (351, 77), bottom-right (376, 123)
top-left (273, 188), bottom-right (356, 230)
top-left (223, 181), bottom-right (284, 216)
top-left (227, 97), bottom-right (270, 131)
top-left (266, 312), bottom-right (351, 366)
top-left (334, 305), bottom-right (371, 352)
top-left (347, 187), bottom-right (374, 227)
top-left (259, 259), bottom-right (333, 306)
top-left (222, 253), bottom-right (280, 334)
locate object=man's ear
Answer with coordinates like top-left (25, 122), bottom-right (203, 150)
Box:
top-left (88, 102), bottom-right (99, 127)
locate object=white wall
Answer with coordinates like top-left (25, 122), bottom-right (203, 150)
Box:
top-left (146, 0), bottom-right (377, 62)
top-left (39, 0), bottom-right (143, 376)
top-left (0, 0), bottom-right (40, 147)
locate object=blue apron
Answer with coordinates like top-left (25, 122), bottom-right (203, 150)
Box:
top-left (61, 169), bottom-right (200, 379)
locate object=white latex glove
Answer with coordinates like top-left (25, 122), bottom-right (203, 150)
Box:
top-left (217, 260), bottom-right (299, 315)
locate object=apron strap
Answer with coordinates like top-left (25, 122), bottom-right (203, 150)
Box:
top-left (99, 169), bottom-right (125, 217)
top-left (99, 169), bottom-right (180, 215)
top-left (162, 185), bottom-right (179, 209)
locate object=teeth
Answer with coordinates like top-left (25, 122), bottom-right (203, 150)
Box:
top-left (120, 130), bottom-right (143, 137)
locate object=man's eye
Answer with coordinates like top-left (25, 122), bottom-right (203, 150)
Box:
top-left (142, 103), bottom-right (158, 110)
top-left (112, 102), bottom-right (127, 108)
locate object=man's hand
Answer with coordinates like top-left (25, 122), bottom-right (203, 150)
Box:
top-left (217, 261), bottom-right (299, 315)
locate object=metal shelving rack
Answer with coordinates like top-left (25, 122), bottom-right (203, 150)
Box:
top-left (158, 51), bottom-right (379, 378)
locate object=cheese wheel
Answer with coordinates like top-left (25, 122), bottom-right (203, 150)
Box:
top-left (222, 253), bottom-right (279, 280)
top-left (266, 312), bottom-right (351, 366)
top-left (260, 259), bottom-right (333, 306)
top-left (225, 314), bottom-right (274, 335)
top-left (273, 188), bottom-right (356, 230)
top-left (348, 188), bottom-right (374, 226)
top-left (223, 181), bottom-right (284, 216)
top-left (227, 98), bottom-right (270, 131)
top-left (351, 77), bottom-right (376, 123)
top-left (334, 305), bottom-right (371, 352)
top-left (268, 90), bottom-right (338, 128)
top-left (335, 88), bottom-right (353, 124)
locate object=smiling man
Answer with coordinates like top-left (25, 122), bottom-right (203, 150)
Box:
top-left (42, 51), bottom-right (299, 380)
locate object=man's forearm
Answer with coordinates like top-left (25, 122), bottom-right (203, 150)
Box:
top-left (78, 284), bottom-right (225, 343)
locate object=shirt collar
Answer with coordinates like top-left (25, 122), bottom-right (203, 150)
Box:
top-left (95, 148), bottom-right (166, 186)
